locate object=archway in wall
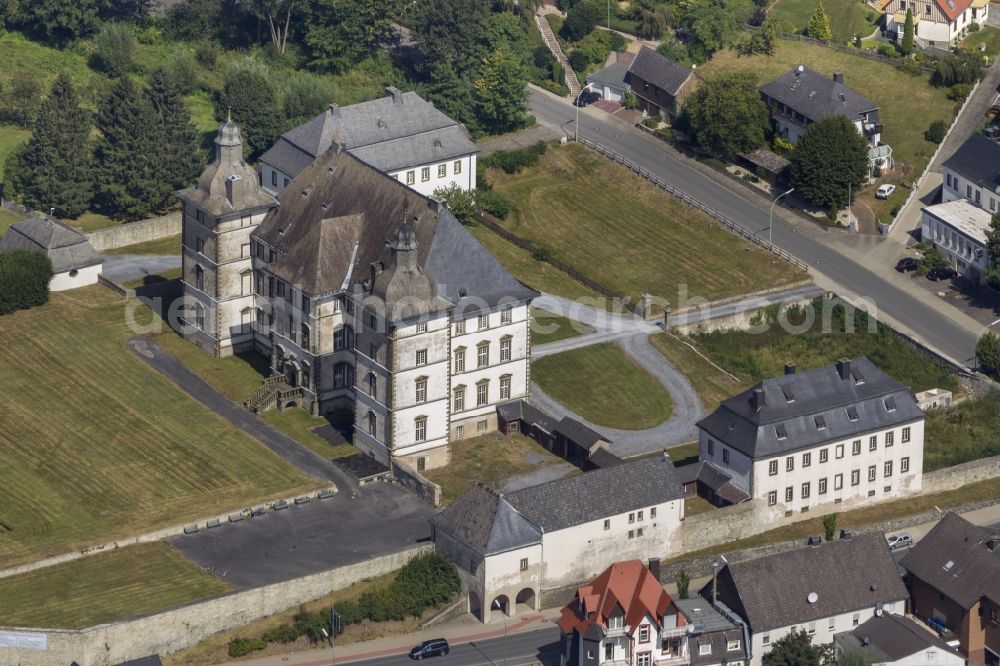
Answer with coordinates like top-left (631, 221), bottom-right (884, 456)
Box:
top-left (515, 587), bottom-right (537, 613)
top-left (490, 594), bottom-right (511, 621)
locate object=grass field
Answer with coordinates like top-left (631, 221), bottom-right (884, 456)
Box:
top-left (0, 123), bottom-right (30, 178)
top-left (0, 543), bottom-right (232, 629)
top-left (0, 287), bottom-right (317, 567)
top-left (67, 211), bottom-right (119, 232)
top-left (770, 0), bottom-right (880, 42)
top-left (961, 27), bottom-right (1000, 57)
top-left (533, 342), bottom-right (673, 430)
top-left (486, 143), bottom-right (803, 305)
top-left (425, 432), bottom-right (573, 504)
top-left (531, 308), bottom-right (595, 345)
top-left (700, 40), bottom-right (954, 176)
top-left (0, 206), bottom-right (24, 235)
top-left (924, 396), bottom-right (1000, 472)
top-left (650, 332), bottom-right (750, 410)
top-left (105, 234), bottom-right (182, 256)
top-left (123, 267), bottom-right (183, 289)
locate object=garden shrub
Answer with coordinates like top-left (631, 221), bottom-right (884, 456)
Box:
top-left (947, 82), bottom-right (973, 102)
top-left (876, 43), bottom-right (898, 58)
top-left (195, 40), bottom-right (219, 68)
top-left (228, 637), bottom-right (266, 658)
top-left (481, 142), bottom-right (547, 174)
top-left (262, 624), bottom-right (299, 644)
top-left (93, 22), bottom-right (137, 77)
top-left (642, 116), bottom-right (660, 128)
top-left (568, 49), bottom-right (589, 72)
top-left (0, 250), bottom-right (52, 316)
top-left (478, 189), bottom-right (515, 219)
top-left (924, 120), bottom-right (947, 143)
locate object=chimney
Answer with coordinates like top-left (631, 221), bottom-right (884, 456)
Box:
top-left (840, 529), bottom-right (854, 541)
top-left (836, 358), bottom-right (851, 381)
top-left (225, 174), bottom-right (242, 206)
top-left (833, 72), bottom-right (844, 84)
top-left (648, 557), bottom-right (661, 583)
top-left (751, 386), bottom-right (766, 411)
top-left (385, 85), bottom-right (404, 104)
top-left (807, 535), bottom-right (822, 548)
top-left (784, 362), bottom-right (796, 375)
top-left (328, 103), bottom-right (340, 117)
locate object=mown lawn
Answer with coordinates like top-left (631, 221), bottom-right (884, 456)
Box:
top-left (104, 233), bottom-right (181, 256)
top-left (924, 396), bottom-right (1000, 472)
top-left (961, 26), bottom-right (1000, 57)
top-left (123, 267), bottom-right (183, 289)
top-left (531, 307), bottom-right (595, 345)
top-left (533, 342), bottom-right (673, 430)
top-left (0, 543), bottom-right (232, 629)
top-left (0, 206), bottom-right (23, 235)
top-left (770, 0), bottom-right (880, 42)
top-left (0, 287), bottom-right (317, 567)
top-left (700, 40), bottom-right (954, 177)
top-left (487, 143), bottom-right (803, 305)
top-left (0, 123), bottom-right (30, 178)
top-left (650, 332), bottom-right (750, 410)
top-left (67, 211), bottom-right (119, 232)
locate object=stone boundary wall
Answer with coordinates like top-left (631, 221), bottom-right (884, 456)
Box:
top-left (392, 460), bottom-right (442, 508)
top-left (86, 212), bottom-right (180, 252)
top-left (922, 453), bottom-right (1000, 493)
top-left (0, 486), bottom-right (336, 580)
top-left (0, 544), bottom-right (432, 666)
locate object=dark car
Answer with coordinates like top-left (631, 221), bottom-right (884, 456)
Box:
top-left (574, 91), bottom-right (600, 107)
top-left (895, 257), bottom-right (919, 273)
top-left (410, 639), bottom-right (450, 659)
top-left (927, 267), bottom-right (958, 281)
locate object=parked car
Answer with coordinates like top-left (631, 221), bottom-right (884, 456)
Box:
top-left (927, 267), bottom-right (958, 281)
top-left (410, 639), bottom-right (450, 660)
top-left (887, 533), bottom-right (913, 550)
top-left (895, 257), bottom-right (919, 273)
top-left (574, 91), bottom-right (600, 107)
top-left (876, 184), bottom-right (897, 199)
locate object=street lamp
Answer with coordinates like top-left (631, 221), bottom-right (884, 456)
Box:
top-left (769, 187), bottom-right (795, 247)
top-left (492, 598), bottom-right (509, 665)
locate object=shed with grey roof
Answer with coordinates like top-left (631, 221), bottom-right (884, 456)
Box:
top-left (833, 614), bottom-right (963, 666)
top-left (0, 213), bottom-right (104, 291)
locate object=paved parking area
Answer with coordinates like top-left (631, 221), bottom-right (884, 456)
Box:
top-left (170, 482), bottom-right (435, 589)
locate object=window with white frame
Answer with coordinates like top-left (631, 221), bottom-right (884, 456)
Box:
top-left (808, 622), bottom-right (816, 635)
top-left (818, 478), bottom-right (827, 494)
top-left (884, 460), bottom-right (893, 477)
top-left (851, 470), bottom-right (860, 485)
top-left (785, 486), bottom-right (793, 502)
top-left (456, 319), bottom-right (466, 335)
top-left (639, 626), bottom-right (650, 643)
top-left (454, 160), bottom-right (462, 174)
top-left (869, 437), bottom-right (877, 452)
top-left (438, 164), bottom-right (446, 178)
top-left (477, 419), bottom-right (487, 432)
top-left (406, 170), bottom-right (415, 185)
top-left (835, 473), bottom-right (844, 490)
top-left (454, 385), bottom-right (465, 412)
top-left (455, 348), bottom-right (465, 373)
top-left (520, 557), bottom-right (528, 571)
top-left (477, 381), bottom-right (488, 406)
top-left (902, 426), bottom-right (911, 443)
top-left (699, 643), bottom-right (712, 656)
top-left (801, 482), bottom-right (810, 499)
top-left (416, 321), bottom-right (427, 333)
top-left (901, 457), bottom-right (910, 473)
top-left (728, 640), bottom-right (741, 651)
top-left (478, 314), bottom-right (488, 329)
top-left (769, 459), bottom-right (778, 475)
top-left (803, 452), bottom-right (811, 467)
top-left (415, 417), bottom-right (427, 442)
top-left (416, 348), bottom-right (427, 366)
top-left (500, 337), bottom-right (511, 362)
top-left (499, 375), bottom-right (511, 401)
top-left (836, 444), bottom-right (845, 458)
top-left (820, 448), bottom-right (829, 463)
top-left (853, 440), bottom-right (862, 455)
top-left (786, 456), bottom-right (794, 471)
top-left (421, 167), bottom-right (430, 182)
top-left (768, 491), bottom-right (777, 506)
top-left (886, 430), bottom-right (895, 446)
top-left (868, 465), bottom-right (877, 482)
top-left (501, 307), bottom-right (512, 324)
top-left (415, 378), bottom-right (427, 403)
top-left (477, 342), bottom-right (489, 368)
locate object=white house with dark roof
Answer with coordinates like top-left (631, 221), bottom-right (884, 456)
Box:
top-left (0, 213), bottom-right (104, 291)
top-left (834, 613), bottom-right (965, 666)
top-left (941, 133), bottom-right (1000, 213)
top-left (759, 67), bottom-right (891, 176)
top-left (920, 198), bottom-right (993, 284)
top-left (696, 357), bottom-right (925, 520)
top-left (702, 531), bottom-right (910, 666)
top-left (882, 0), bottom-right (987, 47)
top-left (431, 454), bottom-right (685, 623)
top-left (258, 87), bottom-right (477, 197)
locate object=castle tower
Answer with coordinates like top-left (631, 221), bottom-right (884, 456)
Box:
top-left (176, 116), bottom-right (278, 357)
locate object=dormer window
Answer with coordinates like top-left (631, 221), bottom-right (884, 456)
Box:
top-left (884, 397), bottom-right (897, 412)
top-left (775, 424), bottom-right (787, 440)
top-left (814, 415), bottom-right (826, 430)
top-left (846, 406), bottom-right (859, 422)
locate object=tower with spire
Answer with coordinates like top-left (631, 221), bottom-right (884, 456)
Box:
top-left (175, 115), bottom-right (278, 357)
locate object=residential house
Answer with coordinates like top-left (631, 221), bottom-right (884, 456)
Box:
top-left (759, 66), bottom-right (891, 176)
top-left (696, 358), bottom-right (925, 519)
top-left (258, 87), bottom-right (477, 197)
top-left (178, 119), bottom-right (536, 470)
top-left (431, 454), bottom-right (685, 622)
top-left (941, 134), bottom-right (1000, 213)
top-left (675, 599), bottom-right (751, 666)
top-left (833, 613), bottom-right (965, 666)
top-left (586, 55), bottom-right (632, 103)
top-left (0, 213), bottom-right (103, 291)
top-left (920, 199), bottom-right (992, 284)
top-left (702, 531), bottom-right (910, 666)
top-left (625, 46), bottom-right (695, 118)
top-left (899, 512), bottom-right (1000, 665)
top-left (882, 0), bottom-right (988, 47)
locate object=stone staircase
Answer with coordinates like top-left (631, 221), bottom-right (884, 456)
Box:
top-left (535, 12), bottom-right (582, 99)
top-left (244, 374), bottom-right (300, 414)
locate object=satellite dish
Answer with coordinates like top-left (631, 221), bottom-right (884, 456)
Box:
top-left (875, 602), bottom-right (884, 617)
top-left (807, 592), bottom-right (818, 604)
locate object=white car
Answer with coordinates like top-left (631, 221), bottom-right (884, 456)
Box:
top-left (876, 184), bottom-right (897, 199)
top-left (887, 533), bottom-right (913, 549)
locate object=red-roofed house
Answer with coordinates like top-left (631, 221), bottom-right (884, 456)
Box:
top-left (558, 560), bottom-right (689, 666)
top-left (882, 0), bottom-right (988, 47)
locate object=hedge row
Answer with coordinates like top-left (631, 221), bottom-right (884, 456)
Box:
top-left (481, 141), bottom-right (547, 174)
top-left (0, 250), bottom-right (52, 316)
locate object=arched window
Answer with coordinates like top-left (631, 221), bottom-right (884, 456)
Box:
top-left (195, 264), bottom-right (204, 291)
top-left (367, 411), bottom-right (376, 436)
top-left (367, 372), bottom-right (377, 397)
top-left (194, 302), bottom-right (205, 330)
top-left (301, 323), bottom-right (310, 350)
top-left (301, 362), bottom-right (311, 389)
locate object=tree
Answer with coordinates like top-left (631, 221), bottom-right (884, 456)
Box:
top-left (839, 647), bottom-right (874, 666)
top-left (977, 332), bottom-right (1000, 379)
top-left (217, 59), bottom-right (285, 161)
top-left (901, 8), bottom-right (914, 55)
top-left (683, 70), bottom-right (769, 158)
top-left (822, 512), bottom-right (838, 541)
top-left (475, 47), bottom-right (529, 135)
top-left (924, 120), bottom-right (947, 144)
top-left (789, 116), bottom-right (869, 211)
top-left (984, 210), bottom-right (1000, 287)
top-left (736, 19), bottom-right (777, 56)
top-left (0, 249), bottom-right (53, 316)
top-left (282, 72), bottom-right (337, 123)
top-left (767, 628), bottom-right (834, 666)
top-left (146, 68), bottom-right (204, 194)
top-left (412, 0), bottom-right (491, 77)
top-left (433, 183), bottom-right (476, 223)
top-left (562, 0), bottom-right (603, 41)
top-left (806, 3), bottom-right (832, 40)
top-left (676, 569), bottom-right (691, 599)
top-left (93, 22), bottom-right (137, 77)
top-left (2, 71), bottom-right (42, 127)
top-left (93, 77), bottom-right (165, 220)
top-left (240, 0), bottom-right (296, 54)
top-left (681, 0), bottom-right (754, 61)
top-left (17, 0), bottom-right (109, 44)
top-left (4, 74), bottom-right (93, 218)
top-left (421, 61), bottom-right (480, 136)
top-left (300, 0), bottom-right (393, 74)
top-left (624, 90), bottom-right (638, 110)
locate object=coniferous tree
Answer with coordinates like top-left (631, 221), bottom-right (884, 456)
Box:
top-left (146, 68), bottom-right (204, 194)
top-left (93, 77), bottom-right (164, 220)
top-left (901, 8), bottom-right (915, 55)
top-left (4, 73), bottom-right (93, 218)
top-left (217, 60), bottom-right (285, 161)
top-left (806, 3), bottom-right (833, 40)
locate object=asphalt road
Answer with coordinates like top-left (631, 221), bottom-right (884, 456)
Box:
top-left (348, 626), bottom-right (562, 666)
top-left (528, 90), bottom-right (979, 366)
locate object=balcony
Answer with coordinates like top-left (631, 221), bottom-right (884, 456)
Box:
top-left (655, 655), bottom-right (691, 666)
top-left (661, 626), bottom-right (690, 639)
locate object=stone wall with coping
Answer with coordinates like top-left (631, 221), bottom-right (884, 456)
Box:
top-left (392, 460), bottom-right (442, 507)
top-left (85, 213), bottom-right (181, 251)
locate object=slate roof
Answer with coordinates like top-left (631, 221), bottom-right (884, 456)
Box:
top-left (253, 146), bottom-right (536, 308)
top-left (627, 46), bottom-right (692, 96)
top-left (496, 400), bottom-right (558, 433)
top-left (259, 88), bottom-right (477, 179)
top-left (942, 133), bottom-right (1000, 192)
top-left (586, 62), bottom-right (629, 88)
top-left (506, 454), bottom-right (684, 533)
top-left (0, 213), bottom-right (103, 273)
top-left (696, 357), bottom-right (924, 459)
top-left (430, 483), bottom-right (542, 557)
top-left (690, 627), bottom-right (749, 666)
top-left (554, 417), bottom-right (609, 450)
top-left (899, 511), bottom-right (1000, 609)
top-left (705, 532), bottom-right (908, 633)
top-left (589, 448), bottom-right (623, 469)
top-left (834, 613), bottom-right (959, 662)
top-left (760, 66), bottom-right (879, 124)
top-left (676, 462), bottom-right (750, 504)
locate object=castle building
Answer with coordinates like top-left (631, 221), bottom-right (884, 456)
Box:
top-left (178, 119), bottom-right (535, 470)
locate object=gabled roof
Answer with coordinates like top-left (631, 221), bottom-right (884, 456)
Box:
top-left (627, 46), bottom-right (692, 96)
top-left (934, 0), bottom-right (974, 22)
top-left (676, 462), bottom-right (750, 504)
top-left (0, 213), bottom-right (102, 273)
top-left (696, 357), bottom-right (924, 459)
top-left (430, 483), bottom-right (542, 557)
top-left (586, 62), bottom-right (629, 89)
top-left (942, 133), bottom-right (1000, 192)
top-left (900, 512), bottom-right (1000, 609)
top-left (259, 88), bottom-right (477, 179)
top-left (554, 417), bottom-right (608, 450)
top-left (760, 66), bottom-right (879, 124)
top-left (706, 532), bottom-right (908, 633)
top-left (834, 613), bottom-right (959, 662)
top-left (558, 560), bottom-right (679, 637)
